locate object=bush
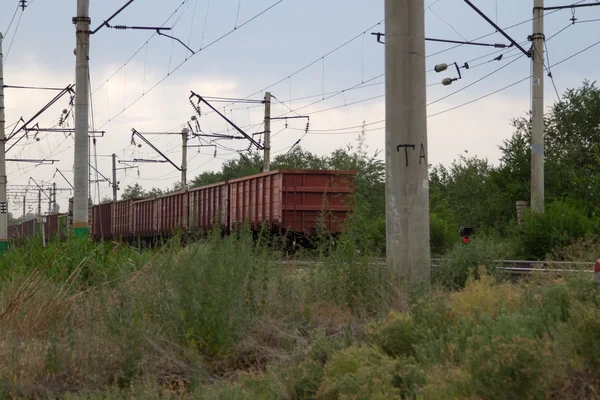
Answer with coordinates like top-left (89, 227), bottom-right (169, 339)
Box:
top-left (433, 235), bottom-right (518, 289)
top-left (467, 333), bottom-right (556, 400)
top-left (430, 213), bottom-right (459, 255)
top-left (317, 345), bottom-right (401, 400)
top-left (280, 359), bottom-right (324, 400)
top-left (367, 312), bottom-right (417, 358)
top-left (521, 199), bottom-right (594, 259)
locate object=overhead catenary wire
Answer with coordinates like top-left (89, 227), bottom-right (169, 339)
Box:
top-left (96, 0), bottom-right (285, 130)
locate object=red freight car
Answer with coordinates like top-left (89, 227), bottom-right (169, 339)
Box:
top-left (44, 214), bottom-right (62, 241)
top-left (156, 191), bottom-right (189, 236)
top-left (20, 219), bottom-right (38, 239)
top-left (91, 203), bottom-right (113, 240)
top-left (113, 199), bottom-right (135, 238)
top-left (228, 170), bottom-right (356, 236)
top-left (8, 224), bottom-right (19, 240)
top-left (133, 197), bottom-right (157, 238)
top-left (189, 182), bottom-right (228, 232)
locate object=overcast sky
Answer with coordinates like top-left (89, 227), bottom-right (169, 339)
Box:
top-left (1, 0), bottom-right (599, 215)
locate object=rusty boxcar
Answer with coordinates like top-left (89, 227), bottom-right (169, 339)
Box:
top-left (228, 170), bottom-right (356, 237)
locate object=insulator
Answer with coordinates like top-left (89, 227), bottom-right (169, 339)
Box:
top-left (113, 25), bottom-right (127, 30)
top-left (494, 43), bottom-right (507, 48)
top-left (434, 63), bottom-right (448, 73)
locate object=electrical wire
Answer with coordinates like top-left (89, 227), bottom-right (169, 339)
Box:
top-left (4, 9), bottom-right (23, 64)
top-left (427, 53), bottom-right (526, 106)
top-left (91, 0), bottom-right (194, 97)
top-left (2, 3), bottom-right (19, 38)
top-left (429, 34), bottom-right (600, 118)
top-left (96, 0), bottom-right (285, 130)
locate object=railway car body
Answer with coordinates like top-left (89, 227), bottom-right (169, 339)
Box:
top-left (9, 169), bottom-right (357, 246)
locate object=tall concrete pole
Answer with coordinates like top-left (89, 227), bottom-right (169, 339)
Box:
top-left (385, 0), bottom-right (431, 287)
top-left (37, 189), bottom-right (41, 216)
top-left (73, 0), bottom-right (91, 237)
top-left (181, 128), bottom-right (188, 190)
top-left (112, 153), bottom-right (118, 201)
top-left (531, 0), bottom-right (545, 213)
top-left (263, 92), bottom-right (272, 172)
top-left (0, 34), bottom-right (8, 255)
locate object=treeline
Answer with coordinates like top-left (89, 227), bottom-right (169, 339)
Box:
top-left (120, 80), bottom-right (600, 260)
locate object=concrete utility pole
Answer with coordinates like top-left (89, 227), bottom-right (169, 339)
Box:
top-left (112, 153), bottom-right (118, 201)
top-left (73, 0), bottom-right (91, 237)
top-left (263, 92), bottom-right (272, 172)
top-left (384, 0), bottom-right (431, 287)
top-left (37, 189), bottom-right (41, 216)
top-left (181, 128), bottom-right (188, 190)
top-left (0, 34), bottom-right (8, 255)
top-left (531, 0), bottom-right (545, 213)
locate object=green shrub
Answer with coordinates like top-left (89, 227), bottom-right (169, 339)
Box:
top-left (467, 318), bottom-right (556, 400)
top-left (317, 345), bottom-right (401, 400)
top-left (367, 312), bottom-right (417, 358)
top-left (558, 303), bottom-right (600, 369)
top-left (433, 235), bottom-right (518, 289)
top-left (521, 199), bottom-right (594, 259)
top-left (430, 212), bottom-right (459, 255)
top-left (150, 227), bottom-right (274, 356)
top-left (280, 359), bottom-right (324, 400)
top-left (393, 357), bottom-right (427, 398)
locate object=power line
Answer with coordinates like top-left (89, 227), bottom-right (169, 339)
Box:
top-left (96, 0), bottom-right (285, 130)
top-left (428, 53), bottom-right (527, 106)
top-left (2, 4), bottom-right (19, 38)
top-left (4, 9), bottom-right (23, 64)
top-left (429, 34), bottom-right (600, 118)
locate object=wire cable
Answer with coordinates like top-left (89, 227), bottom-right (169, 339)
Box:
top-left (4, 9), bottom-right (23, 64)
top-left (97, 0), bottom-right (285, 130)
top-left (2, 4), bottom-right (19, 38)
top-left (427, 53), bottom-right (526, 106)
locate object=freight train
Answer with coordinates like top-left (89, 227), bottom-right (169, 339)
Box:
top-left (8, 169), bottom-right (357, 248)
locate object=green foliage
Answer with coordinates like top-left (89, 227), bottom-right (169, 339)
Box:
top-left (317, 345), bottom-right (401, 400)
top-left (280, 359), bottom-right (325, 400)
top-left (520, 199), bottom-right (596, 259)
top-left (152, 228), bottom-right (273, 356)
top-left (430, 212), bottom-right (459, 255)
top-left (367, 312), bottom-right (417, 358)
top-left (467, 332), bottom-right (555, 400)
top-left (433, 234), bottom-right (518, 289)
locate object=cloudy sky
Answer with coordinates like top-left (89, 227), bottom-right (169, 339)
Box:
top-left (1, 0), bottom-right (599, 215)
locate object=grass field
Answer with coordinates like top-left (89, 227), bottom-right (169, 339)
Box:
top-left (1, 229), bottom-right (599, 399)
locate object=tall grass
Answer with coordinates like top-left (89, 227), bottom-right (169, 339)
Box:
top-left (1, 213), bottom-right (599, 398)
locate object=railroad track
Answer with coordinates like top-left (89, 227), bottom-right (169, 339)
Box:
top-left (281, 258), bottom-right (596, 279)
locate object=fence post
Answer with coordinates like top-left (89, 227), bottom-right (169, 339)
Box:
top-left (595, 259), bottom-right (600, 290)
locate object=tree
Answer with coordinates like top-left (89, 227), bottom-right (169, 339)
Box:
top-left (147, 187), bottom-right (165, 198)
top-left (499, 80), bottom-right (600, 213)
top-left (121, 183), bottom-right (146, 200)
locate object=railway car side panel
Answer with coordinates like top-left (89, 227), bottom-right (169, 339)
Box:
top-left (133, 198), bottom-right (157, 238)
top-left (280, 171), bottom-right (356, 235)
top-left (157, 192), bottom-right (189, 236)
top-left (190, 183), bottom-right (228, 232)
top-left (228, 172), bottom-right (282, 231)
top-left (113, 199), bottom-right (134, 238)
top-left (91, 204), bottom-right (113, 240)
